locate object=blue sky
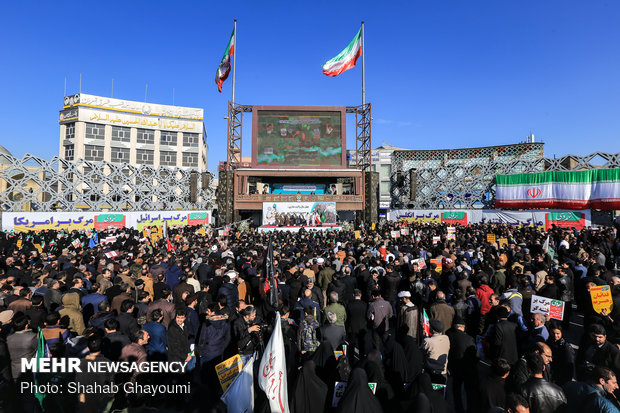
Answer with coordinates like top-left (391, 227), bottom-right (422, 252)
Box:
top-left (0, 1), bottom-right (618, 171)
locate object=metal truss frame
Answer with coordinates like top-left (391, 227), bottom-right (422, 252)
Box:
top-left (226, 102), bottom-right (252, 169)
top-left (390, 151), bottom-right (620, 209)
top-left (347, 104), bottom-right (372, 173)
top-left (0, 153), bottom-right (215, 212)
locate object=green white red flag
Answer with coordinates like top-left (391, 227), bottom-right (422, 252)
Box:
top-left (495, 168), bottom-right (620, 210)
top-left (215, 27), bottom-right (235, 92)
top-left (322, 28), bottom-right (362, 77)
top-left (422, 308), bottom-right (431, 336)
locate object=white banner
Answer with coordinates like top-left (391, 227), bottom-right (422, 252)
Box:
top-left (2, 210), bottom-right (211, 232)
top-left (262, 202), bottom-right (336, 226)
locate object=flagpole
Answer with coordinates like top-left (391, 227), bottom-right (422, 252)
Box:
top-left (361, 21), bottom-right (366, 106)
top-left (232, 19), bottom-right (237, 106)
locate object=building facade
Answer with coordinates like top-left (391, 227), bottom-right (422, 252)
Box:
top-left (347, 146), bottom-right (397, 216)
top-left (59, 93), bottom-right (207, 171)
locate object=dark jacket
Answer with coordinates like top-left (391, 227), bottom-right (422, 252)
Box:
top-left (319, 324), bottom-right (346, 350)
top-left (489, 319), bottom-right (519, 365)
top-left (166, 321), bottom-right (191, 363)
top-left (346, 299), bottom-right (368, 335)
top-left (218, 282), bottom-right (239, 311)
top-left (102, 331), bottom-right (130, 361)
top-left (521, 377), bottom-right (567, 413)
top-left (117, 312), bottom-right (139, 338)
top-left (143, 321), bottom-right (167, 359)
top-left (576, 339), bottom-right (620, 377)
top-left (446, 328), bottom-right (478, 377)
top-left (197, 318), bottom-right (231, 362)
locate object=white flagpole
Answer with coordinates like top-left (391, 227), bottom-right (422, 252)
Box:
top-left (232, 19), bottom-right (237, 106)
top-left (361, 21), bottom-right (366, 106)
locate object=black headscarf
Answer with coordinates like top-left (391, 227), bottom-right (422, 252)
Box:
top-left (291, 361), bottom-right (328, 413)
top-left (336, 368), bottom-right (383, 413)
top-left (401, 336), bottom-right (424, 380)
top-left (313, 341), bottom-right (338, 385)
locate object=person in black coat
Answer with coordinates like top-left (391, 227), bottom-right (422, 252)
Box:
top-left (488, 306), bottom-right (519, 365)
top-left (576, 323), bottom-right (620, 377)
top-left (479, 358), bottom-right (511, 412)
top-left (116, 299), bottom-right (139, 338)
top-left (446, 318), bottom-right (478, 413)
top-left (346, 289), bottom-right (368, 358)
top-left (166, 308), bottom-right (191, 363)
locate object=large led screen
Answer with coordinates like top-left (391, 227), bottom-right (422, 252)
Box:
top-left (252, 106), bottom-right (346, 168)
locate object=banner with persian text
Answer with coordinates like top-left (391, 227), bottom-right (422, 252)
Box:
top-left (388, 209), bottom-right (591, 229)
top-left (1, 211), bottom-right (211, 233)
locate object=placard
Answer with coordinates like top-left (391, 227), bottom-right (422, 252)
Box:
top-left (430, 258), bottom-right (443, 273)
top-left (354, 230), bottom-right (361, 239)
top-left (332, 382), bottom-right (377, 407)
top-left (432, 236), bottom-right (441, 244)
top-left (498, 237), bottom-right (508, 247)
top-left (412, 258), bottom-right (427, 270)
top-left (391, 230), bottom-right (401, 238)
top-left (530, 295), bottom-right (565, 320)
top-left (590, 285), bottom-right (613, 314)
top-left (447, 227), bottom-right (456, 241)
top-left (215, 354), bottom-right (243, 391)
top-left (401, 228), bottom-right (410, 236)
top-left (486, 234), bottom-right (496, 243)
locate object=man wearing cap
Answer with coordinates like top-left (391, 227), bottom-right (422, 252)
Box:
top-left (421, 318), bottom-right (450, 383)
top-left (397, 291), bottom-right (419, 343)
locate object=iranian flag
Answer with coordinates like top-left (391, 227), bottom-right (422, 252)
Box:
top-left (422, 308), bottom-right (431, 337)
top-left (322, 28), bottom-right (362, 77)
top-left (215, 26), bottom-right (235, 92)
top-left (495, 168), bottom-right (620, 210)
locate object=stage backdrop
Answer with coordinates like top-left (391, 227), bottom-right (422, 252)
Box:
top-left (262, 202), bottom-right (336, 226)
top-left (388, 209), bottom-right (591, 230)
top-left (2, 211), bottom-right (211, 233)
top-left (495, 169), bottom-right (620, 210)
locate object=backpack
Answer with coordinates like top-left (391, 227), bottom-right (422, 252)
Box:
top-left (301, 319), bottom-right (319, 352)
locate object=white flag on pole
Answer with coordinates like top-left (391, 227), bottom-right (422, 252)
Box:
top-left (221, 356), bottom-right (254, 413)
top-left (258, 313), bottom-right (289, 413)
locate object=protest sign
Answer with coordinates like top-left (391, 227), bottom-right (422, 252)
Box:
top-left (430, 258), bottom-right (443, 273)
top-left (390, 230), bottom-right (400, 238)
top-left (432, 236), bottom-right (441, 244)
top-left (354, 230), bottom-right (361, 239)
top-left (530, 295), bottom-right (565, 320)
top-left (447, 227), bottom-right (456, 241)
top-left (332, 382), bottom-right (377, 407)
top-left (215, 354), bottom-right (243, 391)
top-left (401, 228), bottom-right (410, 236)
top-left (498, 237), bottom-right (508, 247)
top-left (486, 234), bottom-right (496, 243)
top-left (590, 285), bottom-right (613, 314)
top-left (412, 258), bottom-right (426, 270)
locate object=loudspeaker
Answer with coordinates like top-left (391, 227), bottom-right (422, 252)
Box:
top-left (364, 171), bottom-right (379, 223)
top-left (189, 172), bottom-right (198, 203)
top-left (409, 169), bottom-right (417, 201)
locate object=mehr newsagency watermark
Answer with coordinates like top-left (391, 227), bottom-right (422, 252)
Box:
top-left (20, 358), bottom-right (191, 395)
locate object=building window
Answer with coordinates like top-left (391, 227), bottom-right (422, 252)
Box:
top-left (111, 126), bottom-right (131, 142)
top-left (160, 150), bottom-right (177, 166)
top-left (183, 133), bottom-right (199, 147)
top-left (136, 149), bottom-right (154, 165)
top-left (137, 129), bottom-right (154, 144)
top-left (380, 164), bottom-right (391, 179)
top-left (160, 131), bottom-right (177, 146)
top-left (111, 147), bottom-right (130, 163)
top-left (182, 152), bottom-right (198, 167)
top-left (64, 144), bottom-right (74, 161)
top-left (380, 180), bottom-right (390, 193)
top-left (84, 145), bottom-right (104, 161)
top-left (65, 123), bottom-right (75, 140)
top-left (85, 123), bottom-right (105, 140)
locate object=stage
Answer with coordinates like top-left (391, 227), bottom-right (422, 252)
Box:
top-left (258, 225), bottom-right (342, 233)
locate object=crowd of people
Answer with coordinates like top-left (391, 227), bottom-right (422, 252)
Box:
top-left (0, 220), bottom-right (620, 413)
